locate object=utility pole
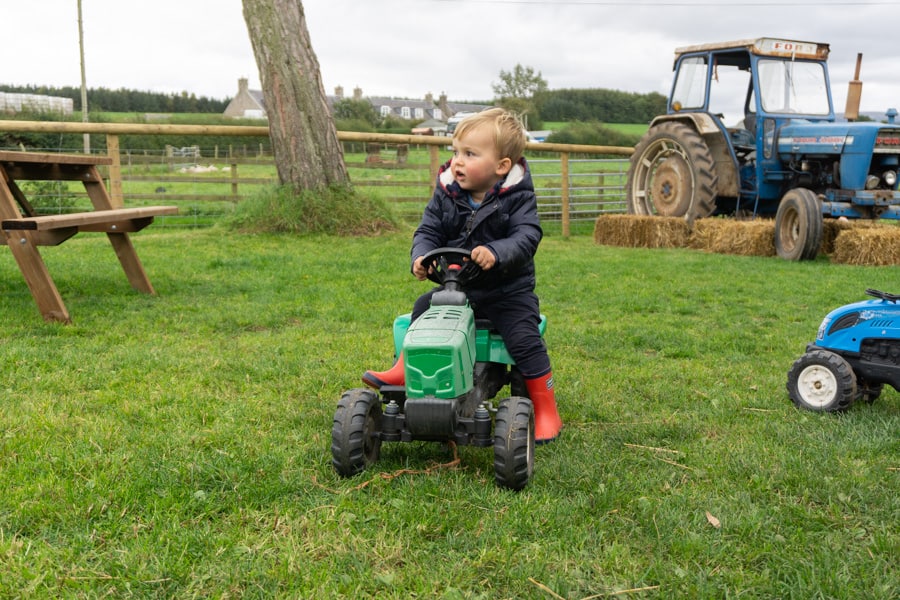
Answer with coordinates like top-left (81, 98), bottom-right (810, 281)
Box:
top-left (78, 0), bottom-right (90, 153)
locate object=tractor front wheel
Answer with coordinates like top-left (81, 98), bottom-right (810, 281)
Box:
top-left (625, 121), bottom-right (718, 222)
top-left (786, 349), bottom-right (857, 412)
top-left (493, 396), bottom-right (534, 491)
top-left (331, 388), bottom-right (382, 477)
top-left (775, 188), bottom-right (823, 261)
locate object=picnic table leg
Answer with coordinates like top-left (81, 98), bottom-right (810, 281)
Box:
top-left (1, 230), bottom-right (71, 323)
top-left (82, 168), bottom-right (157, 295)
top-left (106, 231), bottom-right (156, 295)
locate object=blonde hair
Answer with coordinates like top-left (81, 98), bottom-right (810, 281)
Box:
top-left (453, 107), bottom-right (527, 163)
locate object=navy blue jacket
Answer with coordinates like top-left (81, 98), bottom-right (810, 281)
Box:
top-left (411, 157), bottom-right (543, 300)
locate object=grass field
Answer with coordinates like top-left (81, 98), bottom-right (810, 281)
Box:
top-left (0, 227), bottom-right (896, 598)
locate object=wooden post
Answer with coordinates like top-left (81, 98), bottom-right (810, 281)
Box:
top-left (106, 134), bottom-right (124, 208)
top-left (429, 145), bottom-right (441, 188)
top-left (231, 163), bottom-right (239, 199)
top-left (560, 152), bottom-right (570, 237)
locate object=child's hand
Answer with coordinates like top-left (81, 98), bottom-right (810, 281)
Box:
top-left (470, 246), bottom-right (496, 270)
top-left (412, 255), bottom-right (428, 280)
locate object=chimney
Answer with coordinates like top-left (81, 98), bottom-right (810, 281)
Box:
top-left (334, 86), bottom-right (344, 99)
top-left (353, 86), bottom-right (363, 100)
top-left (425, 92), bottom-right (434, 104)
top-left (238, 78), bottom-right (249, 94)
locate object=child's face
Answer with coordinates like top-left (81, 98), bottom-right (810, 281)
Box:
top-left (450, 125), bottom-right (512, 201)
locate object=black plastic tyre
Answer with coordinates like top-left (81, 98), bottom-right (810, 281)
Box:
top-left (494, 396), bottom-right (534, 491)
top-left (331, 388), bottom-right (382, 477)
top-left (775, 188), bottom-right (823, 261)
top-left (786, 349), bottom-right (857, 412)
top-left (625, 121), bottom-right (718, 222)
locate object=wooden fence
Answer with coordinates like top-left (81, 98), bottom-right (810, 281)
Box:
top-left (0, 121), bottom-right (634, 235)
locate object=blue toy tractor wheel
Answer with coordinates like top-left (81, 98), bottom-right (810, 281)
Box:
top-left (786, 349), bottom-right (857, 412)
top-left (332, 388), bottom-right (382, 476)
top-left (493, 396), bottom-right (535, 490)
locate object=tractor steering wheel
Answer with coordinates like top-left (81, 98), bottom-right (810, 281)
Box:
top-left (420, 247), bottom-right (483, 287)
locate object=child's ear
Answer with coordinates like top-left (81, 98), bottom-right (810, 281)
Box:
top-left (496, 157), bottom-right (513, 176)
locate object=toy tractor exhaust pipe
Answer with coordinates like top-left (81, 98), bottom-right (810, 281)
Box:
top-left (845, 52), bottom-right (863, 121)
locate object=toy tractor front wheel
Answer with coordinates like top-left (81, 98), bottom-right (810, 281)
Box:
top-left (625, 121), bottom-right (718, 222)
top-left (493, 396), bottom-right (535, 491)
top-left (786, 349), bottom-right (857, 412)
top-left (332, 388), bottom-right (382, 477)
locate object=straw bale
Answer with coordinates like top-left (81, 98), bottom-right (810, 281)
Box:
top-left (593, 214), bottom-right (690, 249)
top-left (687, 218), bottom-right (776, 257)
top-left (832, 225), bottom-right (900, 265)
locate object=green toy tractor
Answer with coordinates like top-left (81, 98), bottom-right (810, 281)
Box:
top-left (331, 248), bottom-right (540, 490)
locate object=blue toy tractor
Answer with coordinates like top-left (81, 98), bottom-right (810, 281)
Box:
top-left (331, 248), bottom-right (539, 490)
top-left (626, 37), bottom-right (900, 260)
top-left (787, 289), bottom-right (900, 412)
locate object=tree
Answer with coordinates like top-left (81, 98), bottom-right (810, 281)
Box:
top-left (492, 64), bottom-right (548, 129)
top-left (241, 0), bottom-right (348, 190)
top-left (492, 64), bottom-right (548, 101)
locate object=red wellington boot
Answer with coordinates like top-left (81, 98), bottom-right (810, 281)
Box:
top-left (362, 353), bottom-right (405, 389)
top-left (525, 372), bottom-right (562, 444)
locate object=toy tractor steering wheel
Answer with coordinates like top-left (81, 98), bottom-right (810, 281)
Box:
top-left (420, 247), bottom-right (483, 287)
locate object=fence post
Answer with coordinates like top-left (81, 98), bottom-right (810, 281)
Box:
top-left (429, 144), bottom-right (441, 186)
top-left (106, 134), bottom-right (124, 208)
top-left (560, 151), bottom-right (570, 237)
top-left (231, 163), bottom-right (239, 199)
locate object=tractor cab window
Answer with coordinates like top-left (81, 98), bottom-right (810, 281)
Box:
top-left (757, 59), bottom-right (830, 116)
top-left (671, 56), bottom-right (707, 111)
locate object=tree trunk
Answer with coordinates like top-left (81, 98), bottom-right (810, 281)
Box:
top-left (242, 0), bottom-right (349, 189)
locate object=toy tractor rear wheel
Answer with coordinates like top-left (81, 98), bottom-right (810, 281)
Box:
top-left (775, 188), bottom-right (823, 261)
top-left (332, 388), bottom-right (382, 477)
top-left (626, 121), bottom-right (718, 222)
top-left (786, 349), bottom-right (857, 412)
top-left (493, 396), bottom-right (535, 491)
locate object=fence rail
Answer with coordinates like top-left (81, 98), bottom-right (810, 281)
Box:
top-left (0, 120), bottom-right (634, 235)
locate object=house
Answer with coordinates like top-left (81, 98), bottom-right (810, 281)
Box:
top-left (223, 78), bottom-right (266, 118)
top-left (223, 78), bottom-right (490, 126)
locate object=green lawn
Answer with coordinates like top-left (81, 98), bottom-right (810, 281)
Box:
top-left (0, 228), bottom-right (896, 598)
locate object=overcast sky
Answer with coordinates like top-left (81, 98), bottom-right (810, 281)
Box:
top-left (4, 0), bottom-right (899, 116)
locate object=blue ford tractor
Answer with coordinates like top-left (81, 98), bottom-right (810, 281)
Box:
top-left (787, 289), bottom-right (900, 412)
top-left (331, 248), bottom-right (538, 490)
top-left (626, 37), bottom-right (900, 260)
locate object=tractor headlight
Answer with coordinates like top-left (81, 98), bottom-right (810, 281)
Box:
top-left (866, 175), bottom-right (880, 189)
top-left (884, 170), bottom-right (897, 187)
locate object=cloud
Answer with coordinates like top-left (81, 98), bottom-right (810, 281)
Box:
top-left (2, 0), bottom-right (897, 114)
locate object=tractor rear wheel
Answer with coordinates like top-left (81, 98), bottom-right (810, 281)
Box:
top-left (626, 121), bottom-right (718, 222)
top-left (775, 188), bottom-right (823, 261)
top-left (331, 388), bottom-right (382, 477)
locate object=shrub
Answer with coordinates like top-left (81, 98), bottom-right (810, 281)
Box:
top-left (546, 120), bottom-right (641, 147)
top-left (223, 184), bottom-right (398, 236)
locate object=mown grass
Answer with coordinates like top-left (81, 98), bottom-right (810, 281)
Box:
top-left (0, 227), bottom-right (896, 598)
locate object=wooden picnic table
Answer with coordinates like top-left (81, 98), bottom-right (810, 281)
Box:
top-left (0, 150), bottom-right (178, 323)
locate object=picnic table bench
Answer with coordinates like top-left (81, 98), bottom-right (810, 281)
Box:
top-left (0, 150), bottom-right (178, 323)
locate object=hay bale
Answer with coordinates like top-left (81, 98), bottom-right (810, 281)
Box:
top-left (687, 218), bottom-right (776, 257)
top-left (593, 215), bottom-right (690, 249)
top-left (832, 225), bottom-right (900, 265)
